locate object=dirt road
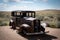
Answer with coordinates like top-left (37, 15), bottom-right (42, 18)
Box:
top-left (0, 26), bottom-right (60, 40)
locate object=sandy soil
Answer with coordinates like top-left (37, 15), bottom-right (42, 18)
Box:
top-left (0, 26), bottom-right (60, 40)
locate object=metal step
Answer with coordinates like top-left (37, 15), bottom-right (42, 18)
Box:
top-left (26, 31), bottom-right (49, 35)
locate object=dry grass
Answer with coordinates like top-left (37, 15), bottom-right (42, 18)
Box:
top-left (0, 10), bottom-right (60, 27)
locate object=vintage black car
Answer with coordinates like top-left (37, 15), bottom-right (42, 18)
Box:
top-left (9, 11), bottom-right (46, 35)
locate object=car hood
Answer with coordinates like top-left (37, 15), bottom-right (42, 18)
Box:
top-left (24, 17), bottom-right (36, 21)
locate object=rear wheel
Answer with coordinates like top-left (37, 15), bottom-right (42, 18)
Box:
top-left (11, 25), bottom-right (16, 30)
top-left (11, 22), bottom-right (16, 30)
top-left (17, 28), bottom-right (27, 35)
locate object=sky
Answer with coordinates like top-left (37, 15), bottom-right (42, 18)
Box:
top-left (0, 0), bottom-right (60, 11)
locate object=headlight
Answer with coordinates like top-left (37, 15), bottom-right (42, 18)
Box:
top-left (41, 22), bottom-right (47, 28)
top-left (10, 19), bottom-right (13, 22)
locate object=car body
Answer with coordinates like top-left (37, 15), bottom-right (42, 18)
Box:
top-left (9, 11), bottom-right (45, 35)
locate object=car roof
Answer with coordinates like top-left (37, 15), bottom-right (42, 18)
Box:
top-left (12, 11), bottom-right (35, 13)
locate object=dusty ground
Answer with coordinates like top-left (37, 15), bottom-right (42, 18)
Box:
top-left (0, 26), bottom-right (60, 40)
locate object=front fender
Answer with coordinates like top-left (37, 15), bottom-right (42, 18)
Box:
top-left (9, 19), bottom-right (14, 26)
top-left (9, 22), bottom-right (12, 26)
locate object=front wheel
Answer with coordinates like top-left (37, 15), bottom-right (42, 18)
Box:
top-left (22, 30), bottom-right (27, 35)
top-left (9, 22), bottom-right (12, 26)
top-left (17, 30), bottom-right (27, 36)
top-left (17, 28), bottom-right (27, 35)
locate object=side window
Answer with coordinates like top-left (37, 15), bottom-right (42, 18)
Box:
top-left (29, 13), bottom-right (31, 17)
top-left (11, 12), bottom-right (16, 16)
top-left (17, 12), bottom-right (20, 15)
top-left (16, 12), bottom-right (20, 17)
top-left (27, 13), bottom-right (29, 17)
top-left (26, 13), bottom-right (28, 17)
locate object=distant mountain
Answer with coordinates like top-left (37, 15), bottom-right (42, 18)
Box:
top-left (36, 9), bottom-right (60, 16)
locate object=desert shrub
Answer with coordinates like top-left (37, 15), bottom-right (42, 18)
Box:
top-left (48, 15), bottom-right (54, 18)
top-left (39, 16), bottom-right (44, 21)
top-left (36, 15), bottom-right (44, 21)
top-left (47, 22), bottom-right (57, 28)
top-left (50, 24), bottom-right (57, 28)
top-left (57, 22), bottom-right (60, 28)
top-left (57, 17), bottom-right (60, 21)
top-left (0, 21), bottom-right (8, 26)
top-left (0, 13), bottom-right (5, 18)
top-left (0, 23), bottom-right (7, 26)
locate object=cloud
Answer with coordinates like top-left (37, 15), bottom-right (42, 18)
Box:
top-left (20, 1), bottom-right (34, 3)
top-left (11, 0), bottom-right (21, 2)
top-left (2, 0), bottom-right (48, 3)
top-left (4, 5), bottom-right (40, 11)
top-left (3, 0), bottom-right (9, 2)
top-left (43, 0), bottom-right (48, 2)
top-left (33, 0), bottom-right (48, 2)
top-left (2, 0), bottom-right (34, 3)
top-left (0, 0), bottom-right (34, 11)
top-left (0, 3), bottom-right (8, 11)
top-left (0, 3), bottom-right (8, 8)
top-left (3, 0), bottom-right (21, 2)
top-left (5, 5), bottom-right (29, 11)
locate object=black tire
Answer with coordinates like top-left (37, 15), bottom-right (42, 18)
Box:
top-left (21, 29), bottom-right (27, 35)
top-left (11, 25), bottom-right (16, 30)
top-left (17, 28), bottom-right (27, 35)
top-left (11, 22), bottom-right (16, 30)
top-left (9, 22), bottom-right (12, 26)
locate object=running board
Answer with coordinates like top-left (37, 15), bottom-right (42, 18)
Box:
top-left (26, 31), bottom-right (49, 35)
